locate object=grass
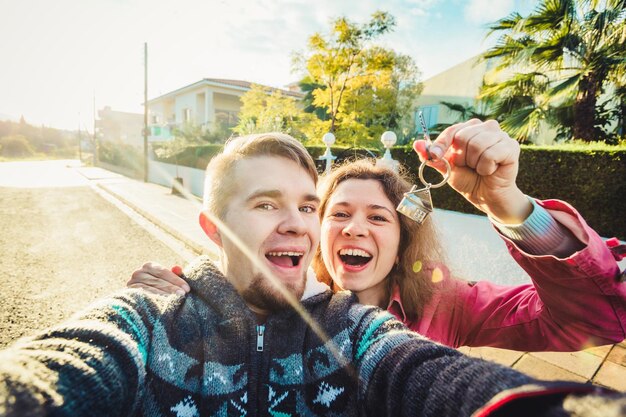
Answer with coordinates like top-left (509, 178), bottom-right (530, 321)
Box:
top-left (0, 151), bottom-right (81, 163)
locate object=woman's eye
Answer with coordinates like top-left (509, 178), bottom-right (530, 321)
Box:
top-left (370, 215), bottom-right (388, 222)
top-left (330, 212), bottom-right (349, 218)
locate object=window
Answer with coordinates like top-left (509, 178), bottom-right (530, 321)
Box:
top-left (182, 108), bottom-right (192, 123)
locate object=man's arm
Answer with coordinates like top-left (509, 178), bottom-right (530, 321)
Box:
top-left (0, 290), bottom-right (160, 416)
top-left (349, 304), bottom-right (618, 417)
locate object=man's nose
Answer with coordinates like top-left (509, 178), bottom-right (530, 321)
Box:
top-left (342, 217), bottom-right (368, 238)
top-left (277, 208), bottom-right (308, 235)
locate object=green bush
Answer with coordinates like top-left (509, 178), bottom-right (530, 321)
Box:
top-left (97, 141), bottom-right (142, 177)
top-left (0, 135), bottom-right (36, 158)
top-left (152, 144), bottom-right (223, 169)
top-left (516, 146), bottom-right (625, 239)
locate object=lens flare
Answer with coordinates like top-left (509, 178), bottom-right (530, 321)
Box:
top-left (431, 267), bottom-right (443, 283)
top-left (412, 260), bottom-right (422, 273)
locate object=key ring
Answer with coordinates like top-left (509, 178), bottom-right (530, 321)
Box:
top-left (396, 113), bottom-right (452, 225)
top-left (418, 157), bottom-right (451, 189)
top-left (396, 153), bottom-right (452, 224)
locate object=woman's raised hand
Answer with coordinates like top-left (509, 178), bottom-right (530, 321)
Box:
top-left (127, 262), bottom-right (189, 296)
top-left (413, 119), bottom-right (532, 224)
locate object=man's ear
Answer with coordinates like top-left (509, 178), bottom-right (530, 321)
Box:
top-left (199, 211), bottom-right (222, 247)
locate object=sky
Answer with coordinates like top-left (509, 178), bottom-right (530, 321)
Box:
top-left (0, 0), bottom-right (536, 131)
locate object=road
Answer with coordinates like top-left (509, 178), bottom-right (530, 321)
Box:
top-left (0, 160), bottom-right (184, 347)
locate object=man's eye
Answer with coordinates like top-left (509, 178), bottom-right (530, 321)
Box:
top-left (300, 205), bottom-right (317, 213)
top-left (256, 203), bottom-right (275, 210)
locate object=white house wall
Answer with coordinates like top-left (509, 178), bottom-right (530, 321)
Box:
top-left (214, 93), bottom-right (241, 112)
top-left (174, 93), bottom-right (197, 123)
top-left (204, 90), bottom-right (213, 126)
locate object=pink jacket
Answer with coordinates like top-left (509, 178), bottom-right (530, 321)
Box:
top-left (387, 199), bottom-right (626, 351)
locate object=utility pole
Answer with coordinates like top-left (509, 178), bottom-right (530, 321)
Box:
top-left (93, 93), bottom-right (97, 166)
top-left (143, 42), bottom-right (149, 182)
top-left (77, 121), bottom-right (82, 162)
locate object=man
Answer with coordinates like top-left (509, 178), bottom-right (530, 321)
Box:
top-left (0, 132), bottom-right (619, 416)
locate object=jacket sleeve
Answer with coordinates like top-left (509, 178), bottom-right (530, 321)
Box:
top-left (453, 199), bottom-right (626, 351)
top-left (0, 290), bottom-right (160, 416)
top-left (349, 304), bottom-right (609, 417)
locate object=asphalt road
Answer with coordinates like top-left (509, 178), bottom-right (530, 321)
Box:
top-left (0, 160), bottom-right (184, 347)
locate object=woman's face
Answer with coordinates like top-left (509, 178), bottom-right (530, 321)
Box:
top-left (321, 179), bottom-right (401, 305)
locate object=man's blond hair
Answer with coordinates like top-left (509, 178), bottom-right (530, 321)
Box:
top-left (203, 133), bottom-right (318, 219)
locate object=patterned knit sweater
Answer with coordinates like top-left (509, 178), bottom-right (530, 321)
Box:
top-left (0, 257), bottom-right (559, 417)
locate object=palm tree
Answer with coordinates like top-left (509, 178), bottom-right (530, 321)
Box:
top-left (431, 100), bottom-right (493, 134)
top-left (482, 0), bottom-right (626, 142)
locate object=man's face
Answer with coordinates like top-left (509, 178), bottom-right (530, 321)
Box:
top-left (219, 156), bottom-right (320, 313)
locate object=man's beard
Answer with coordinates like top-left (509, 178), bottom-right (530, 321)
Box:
top-left (241, 272), bottom-right (307, 312)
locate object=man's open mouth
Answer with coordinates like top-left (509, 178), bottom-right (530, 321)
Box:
top-left (338, 248), bottom-right (372, 267)
top-left (266, 251), bottom-right (304, 268)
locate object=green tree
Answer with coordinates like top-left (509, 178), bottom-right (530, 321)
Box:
top-left (233, 84), bottom-right (312, 139)
top-left (482, 0), bottom-right (626, 142)
top-left (293, 11), bottom-right (421, 146)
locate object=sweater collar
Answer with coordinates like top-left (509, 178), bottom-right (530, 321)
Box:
top-left (182, 256), bottom-right (332, 320)
top-left (183, 256), bottom-right (253, 319)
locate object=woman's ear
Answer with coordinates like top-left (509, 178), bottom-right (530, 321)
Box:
top-left (199, 211), bottom-right (222, 246)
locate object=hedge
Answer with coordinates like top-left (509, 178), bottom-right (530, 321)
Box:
top-left (390, 145), bottom-right (626, 240)
top-left (152, 144), bottom-right (223, 169)
top-left (97, 141), bottom-right (143, 178)
top-left (153, 143), bottom-right (626, 240)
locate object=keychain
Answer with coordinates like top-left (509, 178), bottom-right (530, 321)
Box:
top-left (396, 112), bottom-right (451, 224)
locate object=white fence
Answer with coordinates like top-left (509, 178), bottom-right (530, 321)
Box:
top-left (147, 160), bottom-right (205, 197)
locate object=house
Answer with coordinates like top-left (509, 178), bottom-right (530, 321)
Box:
top-left (414, 55), bottom-right (601, 144)
top-left (96, 106), bottom-right (144, 148)
top-left (147, 78), bottom-right (304, 142)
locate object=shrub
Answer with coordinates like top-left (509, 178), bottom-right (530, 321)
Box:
top-left (0, 135), bottom-right (36, 158)
top-left (97, 140), bottom-right (142, 177)
top-left (152, 143), bottom-right (223, 169)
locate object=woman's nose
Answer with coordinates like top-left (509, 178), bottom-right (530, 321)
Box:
top-left (342, 218), bottom-right (368, 238)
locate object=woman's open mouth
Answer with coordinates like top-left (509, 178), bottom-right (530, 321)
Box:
top-left (338, 248), bottom-right (372, 269)
top-left (266, 251), bottom-right (304, 268)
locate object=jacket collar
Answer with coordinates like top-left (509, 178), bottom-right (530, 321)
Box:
top-left (387, 284), bottom-right (408, 322)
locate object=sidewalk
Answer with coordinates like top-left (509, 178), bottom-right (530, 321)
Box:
top-left (76, 165), bottom-right (626, 392)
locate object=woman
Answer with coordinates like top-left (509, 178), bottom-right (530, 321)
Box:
top-left (129, 120), bottom-right (626, 351)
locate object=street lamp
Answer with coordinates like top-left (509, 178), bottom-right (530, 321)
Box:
top-left (376, 130), bottom-right (399, 172)
top-left (318, 132), bottom-right (337, 174)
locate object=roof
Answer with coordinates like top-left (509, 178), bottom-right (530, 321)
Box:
top-left (148, 78), bottom-right (304, 103)
top-left (204, 78), bottom-right (304, 99)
